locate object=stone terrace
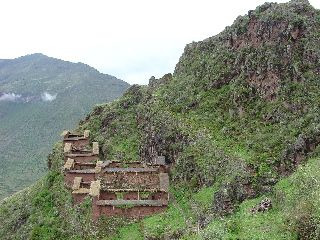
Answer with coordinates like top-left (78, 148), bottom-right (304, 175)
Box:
top-left (62, 130), bottom-right (169, 219)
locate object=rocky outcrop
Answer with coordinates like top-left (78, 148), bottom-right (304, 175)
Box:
top-left (148, 73), bottom-right (173, 89)
top-left (175, 0), bottom-right (319, 102)
top-left (139, 113), bottom-right (189, 165)
top-left (211, 175), bottom-right (277, 218)
top-left (251, 198), bottom-right (272, 213)
top-left (278, 129), bottom-right (320, 175)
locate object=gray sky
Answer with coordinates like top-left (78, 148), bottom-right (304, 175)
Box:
top-left (0, 0), bottom-right (319, 84)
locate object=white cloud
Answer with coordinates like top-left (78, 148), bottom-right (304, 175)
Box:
top-left (0, 93), bottom-right (21, 102)
top-left (41, 92), bottom-right (57, 102)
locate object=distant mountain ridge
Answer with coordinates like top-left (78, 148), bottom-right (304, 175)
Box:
top-left (0, 53), bottom-right (129, 199)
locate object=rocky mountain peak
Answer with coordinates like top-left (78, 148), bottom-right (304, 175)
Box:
top-left (175, 0), bottom-right (319, 101)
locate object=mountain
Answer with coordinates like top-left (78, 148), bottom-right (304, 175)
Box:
top-left (1, 0), bottom-right (320, 239)
top-left (0, 53), bottom-right (129, 199)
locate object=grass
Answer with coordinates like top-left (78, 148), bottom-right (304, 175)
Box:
top-left (193, 185), bottom-right (218, 212)
top-left (143, 203), bottom-right (188, 239)
top-left (181, 157), bottom-right (320, 240)
top-left (111, 223), bottom-right (143, 240)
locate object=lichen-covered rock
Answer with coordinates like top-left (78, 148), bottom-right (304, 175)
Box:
top-left (278, 128), bottom-right (320, 175)
top-left (212, 177), bottom-right (256, 216)
top-left (148, 73), bottom-right (173, 89)
top-left (251, 198), bottom-right (272, 213)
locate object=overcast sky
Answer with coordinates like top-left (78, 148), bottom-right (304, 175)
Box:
top-left (0, 0), bottom-right (319, 84)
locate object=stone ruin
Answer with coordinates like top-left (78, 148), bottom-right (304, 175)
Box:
top-left (62, 130), bottom-right (90, 149)
top-left (62, 130), bottom-right (169, 220)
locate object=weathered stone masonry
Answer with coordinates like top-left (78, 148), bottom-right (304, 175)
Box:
top-left (62, 130), bottom-right (169, 219)
top-left (62, 130), bottom-right (90, 149)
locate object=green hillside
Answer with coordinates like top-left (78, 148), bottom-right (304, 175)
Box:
top-left (1, 0), bottom-right (320, 239)
top-left (0, 53), bottom-right (129, 199)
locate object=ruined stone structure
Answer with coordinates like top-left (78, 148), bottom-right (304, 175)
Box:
top-left (62, 130), bottom-right (90, 148)
top-left (62, 130), bottom-right (169, 219)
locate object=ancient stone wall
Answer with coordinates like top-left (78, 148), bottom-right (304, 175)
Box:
top-left (100, 191), bottom-right (117, 200)
top-left (73, 162), bottom-right (96, 170)
top-left (62, 129), bottom-right (169, 220)
top-left (73, 193), bottom-right (88, 205)
top-left (64, 171), bottom-right (96, 187)
top-left (92, 197), bottom-right (167, 220)
top-left (64, 154), bottom-right (98, 163)
top-left (95, 205), bottom-right (167, 219)
top-left (100, 172), bottom-right (160, 189)
top-left (63, 138), bottom-right (89, 149)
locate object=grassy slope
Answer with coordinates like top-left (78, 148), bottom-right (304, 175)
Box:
top-left (0, 54), bottom-right (129, 199)
top-left (1, 1), bottom-right (320, 239)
